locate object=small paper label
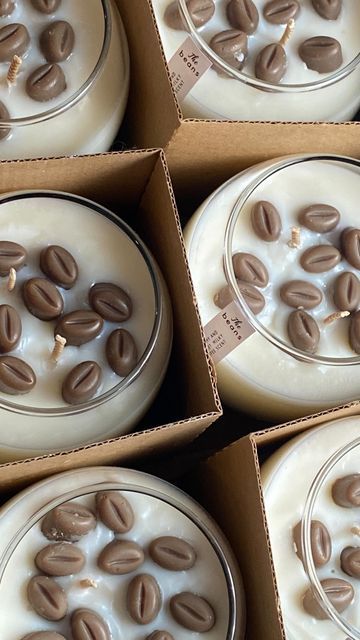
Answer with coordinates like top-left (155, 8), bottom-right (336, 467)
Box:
top-left (167, 36), bottom-right (212, 101)
top-left (204, 300), bottom-right (255, 365)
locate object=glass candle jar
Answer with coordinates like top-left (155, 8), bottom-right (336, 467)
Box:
top-left (0, 0), bottom-right (129, 159)
top-left (153, 0), bottom-right (360, 122)
top-left (0, 191), bottom-right (172, 461)
top-left (261, 416), bottom-right (360, 640)
top-left (0, 466), bottom-right (245, 639)
top-left (184, 154), bottom-right (360, 421)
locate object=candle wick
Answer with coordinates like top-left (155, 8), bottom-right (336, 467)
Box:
top-left (7, 267), bottom-right (16, 292)
top-left (7, 55), bottom-right (22, 87)
top-left (79, 578), bottom-right (98, 589)
top-left (287, 226), bottom-right (301, 248)
top-left (279, 19), bottom-right (295, 48)
top-left (51, 334), bottom-right (67, 363)
top-left (323, 310), bottom-right (350, 325)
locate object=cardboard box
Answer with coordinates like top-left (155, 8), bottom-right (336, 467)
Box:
top-left (0, 149), bottom-right (221, 493)
top-left (118, 0), bottom-right (360, 196)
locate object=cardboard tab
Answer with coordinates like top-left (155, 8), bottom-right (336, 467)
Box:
top-left (204, 300), bottom-right (255, 364)
top-left (168, 36), bottom-right (212, 101)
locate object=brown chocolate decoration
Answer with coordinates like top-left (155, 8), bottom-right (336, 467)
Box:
top-left (170, 592), bottom-right (215, 632)
top-left (21, 634), bottom-right (66, 640)
top-left (55, 310), bottom-right (104, 346)
top-left (0, 356), bottom-right (36, 395)
top-left (31, 0), bottom-right (62, 13)
top-left (293, 520), bottom-right (331, 567)
top-left (210, 29), bottom-right (248, 70)
top-left (41, 501), bottom-right (97, 541)
top-left (227, 0), bottom-right (259, 34)
top-left (0, 101), bottom-right (10, 140)
top-left (332, 474), bottom-right (360, 507)
top-left (164, 0), bottom-right (215, 30)
top-left (349, 312), bottom-right (360, 355)
top-left (0, 1), bottom-right (14, 17)
top-left (0, 240), bottom-right (26, 276)
top-left (298, 204), bottom-right (340, 232)
top-left (127, 574), bottom-right (162, 625)
top-left (96, 491), bottom-right (134, 533)
top-left (26, 63), bottom-right (66, 102)
top-left (35, 542), bottom-right (85, 576)
top-left (341, 227), bottom-right (360, 270)
top-left (255, 43), bottom-right (287, 83)
top-left (300, 245), bottom-right (341, 273)
top-left (341, 547), bottom-right (360, 579)
top-left (62, 361), bottom-right (102, 405)
top-left (214, 283), bottom-right (234, 309)
top-left (303, 578), bottom-right (354, 619)
top-left (89, 282), bottom-right (132, 323)
top-left (280, 280), bottom-right (322, 309)
top-left (232, 252), bottom-right (269, 287)
top-left (0, 23), bottom-right (30, 62)
top-left (312, 0), bottom-right (342, 20)
top-left (288, 310), bottom-right (320, 353)
top-left (27, 575), bottom-right (67, 621)
top-left (263, 0), bottom-right (300, 24)
top-left (333, 272), bottom-right (360, 312)
top-left (23, 277), bottom-right (63, 321)
top-left (251, 200), bottom-right (282, 241)
top-left (98, 539), bottom-right (144, 575)
top-left (237, 280), bottom-right (265, 314)
top-left (40, 20), bottom-right (75, 63)
top-left (71, 608), bottom-right (110, 640)
top-left (40, 245), bottom-right (78, 289)
top-left (146, 633), bottom-right (174, 640)
top-left (299, 36), bottom-right (343, 73)
top-left (149, 536), bottom-right (197, 571)
top-left (106, 328), bottom-right (138, 377)
top-left (0, 304), bottom-right (21, 353)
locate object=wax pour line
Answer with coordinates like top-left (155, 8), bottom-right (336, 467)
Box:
top-left (7, 55), bottom-right (22, 87)
top-left (323, 310), bottom-right (350, 325)
top-left (51, 334), bottom-right (67, 363)
top-left (288, 226), bottom-right (301, 248)
top-left (7, 267), bottom-right (16, 292)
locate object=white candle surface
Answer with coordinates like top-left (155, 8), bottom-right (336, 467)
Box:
top-left (0, 193), bottom-right (172, 460)
top-left (152, 0), bottom-right (360, 121)
top-left (261, 416), bottom-right (360, 639)
top-left (184, 157), bottom-right (360, 421)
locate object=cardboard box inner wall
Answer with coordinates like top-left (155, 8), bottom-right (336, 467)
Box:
top-left (0, 150), bottom-right (221, 494)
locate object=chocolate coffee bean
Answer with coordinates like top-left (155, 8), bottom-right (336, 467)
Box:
top-left (312, 0), bottom-right (342, 20)
top-left (27, 575), bottom-right (67, 621)
top-left (300, 245), bottom-right (341, 273)
top-left (0, 356), bottom-right (36, 395)
top-left (98, 539), bottom-right (144, 575)
top-left (255, 43), bottom-right (287, 84)
top-left (127, 574), bottom-right (162, 625)
top-left (21, 634), bottom-right (66, 640)
top-left (299, 36), bottom-right (343, 73)
top-left (164, 0), bottom-right (215, 29)
top-left (146, 633), bottom-right (174, 640)
top-left (0, 240), bottom-right (26, 276)
top-left (23, 277), bottom-right (63, 321)
top-left (251, 200), bottom-right (282, 241)
top-left (333, 272), bottom-right (360, 312)
top-left (55, 310), bottom-right (104, 346)
top-left (96, 491), bottom-right (134, 533)
top-left (31, 0), bottom-right (62, 13)
top-left (288, 310), bottom-right (320, 353)
top-left (0, 23), bottom-right (30, 62)
top-left (106, 328), bottom-right (137, 377)
top-left (0, 304), bottom-right (21, 353)
top-left (303, 578), bottom-right (354, 619)
top-left (293, 520), bottom-right (331, 567)
top-left (341, 228), bottom-right (360, 270)
top-left (170, 592), bottom-right (215, 632)
top-left (41, 501), bottom-right (97, 541)
top-left (62, 361), bottom-right (102, 405)
top-left (349, 312), bottom-right (360, 354)
top-left (237, 281), bottom-right (265, 314)
top-left (71, 608), bottom-right (110, 640)
top-left (214, 283), bottom-right (234, 309)
top-left (26, 64), bottom-right (66, 102)
top-left (263, 0), bottom-right (300, 24)
top-left (149, 536), bottom-right (196, 571)
top-left (332, 474), bottom-right (360, 507)
top-left (210, 29), bottom-right (248, 70)
top-left (232, 252), bottom-right (268, 287)
top-left (0, 0), bottom-right (14, 16)
top-left (341, 547), bottom-right (360, 579)
top-left (89, 282), bottom-right (132, 322)
top-left (298, 204), bottom-right (340, 232)
top-left (280, 280), bottom-right (322, 309)
top-left (35, 542), bottom-right (85, 576)
top-left (227, 0), bottom-right (259, 34)
top-left (0, 101), bottom-right (10, 140)
top-left (40, 245), bottom-right (78, 289)
top-left (40, 20), bottom-right (75, 63)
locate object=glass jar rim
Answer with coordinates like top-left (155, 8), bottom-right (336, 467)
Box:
top-left (177, 0), bottom-right (360, 94)
top-left (223, 153), bottom-right (360, 367)
top-left (0, 190), bottom-right (164, 417)
top-left (0, 0), bottom-right (112, 129)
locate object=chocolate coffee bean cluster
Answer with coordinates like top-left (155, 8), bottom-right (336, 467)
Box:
top-left (22, 490), bottom-right (217, 639)
top-left (164, 0), bottom-right (343, 82)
